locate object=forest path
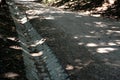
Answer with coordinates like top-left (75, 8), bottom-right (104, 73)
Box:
top-left (17, 2), bottom-right (120, 80)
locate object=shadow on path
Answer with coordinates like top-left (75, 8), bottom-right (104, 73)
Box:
top-left (19, 2), bottom-right (120, 80)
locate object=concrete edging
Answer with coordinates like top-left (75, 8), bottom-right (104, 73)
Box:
top-left (6, 0), bottom-right (70, 80)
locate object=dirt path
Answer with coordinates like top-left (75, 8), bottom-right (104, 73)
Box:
top-left (18, 2), bottom-right (120, 80)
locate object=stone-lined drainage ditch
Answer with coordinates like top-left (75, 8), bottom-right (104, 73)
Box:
top-left (6, 0), bottom-right (70, 80)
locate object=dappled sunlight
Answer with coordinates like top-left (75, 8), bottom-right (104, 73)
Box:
top-left (96, 3), bottom-right (109, 11)
top-left (85, 41), bottom-right (119, 47)
top-left (31, 51), bottom-right (43, 57)
top-left (78, 42), bottom-right (84, 45)
top-left (107, 30), bottom-right (120, 34)
top-left (3, 72), bottom-right (20, 79)
top-left (14, 2), bottom-right (120, 80)
top-left (7, 37), bottom-right (16, 41)
top-left (18, 16), bottom-right (27, 24)
top-left (108, 42), bottom-right (117, 46)
top-left (44, 15), bottom-right (55, 20)
top-left (96, 47), bottom-right (118, 53)
top-left (20, 2), bottom-right (80, 21)
top-left (78, 11), bottom-right (91, 16)
top-left (26, 9), bottom-right (47, 15)
top-left (90, 31), bottom-right (96, 34)
top-left (25, 8), bottom-right (64, 20)
top-left (66, 64), bottom-right (74, 70)
top-left (9, 45), bottom-right (22, 50)
top-left (20, 1), bottom-right (45, 8)
top-left (86, 43), bottom-right (98, 47)
top-left (91, 14), bottom-right (101, 17)
top-left (84, 35), bottom-right (97, 38)
top-left (94, 21), bottom-right (107, 28)
top-left (30, 38), bottom-right (46, 47)
top-left (27, 15), bottom-right (39, 19)
top-left (115, 40), bottom-right (120, 45)
top-left (49, 10), bottom-right (66, 14)
top-left (73, 36), bottom-right (78, 39)
top-left (75, 35), bottom-right (100, 38)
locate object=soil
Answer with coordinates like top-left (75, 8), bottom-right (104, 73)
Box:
top-left (0, 6), bottom-right (27, 80)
